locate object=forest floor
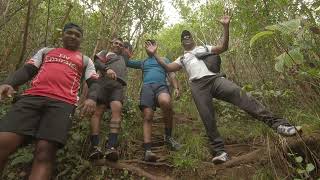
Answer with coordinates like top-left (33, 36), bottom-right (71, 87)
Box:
top-left (91, 112), bottom-right (320, 180)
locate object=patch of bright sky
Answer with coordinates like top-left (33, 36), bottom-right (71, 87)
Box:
top-left (163, 0), bottom-right (182, 26)
top-left (163, 0), bottom-right (207, 27)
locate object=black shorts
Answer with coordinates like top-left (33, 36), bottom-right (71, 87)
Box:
top-left (96, 78), bottom-right (124, 107)
top-left (139, 83), bottom-right (170, 111)
top-left (0, 95), bottom-right (75, 147)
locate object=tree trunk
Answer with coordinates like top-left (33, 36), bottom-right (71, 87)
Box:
top-left (52, 2), bottom-right (73, 46)
top-left (1, 0), bottom-right (11, 19)
top-left (44, 0), bottom-right (51, 46)
top-left (15, 0), bottom-right (32, 70)
top-left (0, 2), bottom-right (28, 30)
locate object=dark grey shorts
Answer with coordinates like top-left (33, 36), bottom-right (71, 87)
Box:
top-left (0, 95), bottom-right (75, 147)
top-left (139, 83), bottom-right (170, 111)
top-left (96, 78), bottom-right (125, 107)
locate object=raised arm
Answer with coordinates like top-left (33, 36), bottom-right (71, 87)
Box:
top-left (211, 15), bottom-right (230, 55)
top-left (145, 41), bottom-right (182, 72)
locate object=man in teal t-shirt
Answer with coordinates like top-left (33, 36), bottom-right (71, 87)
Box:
top-left (126, 39), bottom-right (182, 162)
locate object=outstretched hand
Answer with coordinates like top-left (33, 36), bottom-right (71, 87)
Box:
top-left (173, 88), bottom-right (180, 100)
top-left (106, 69), bottom-right (117, 80)
top-left (218, 15), bottom-right (231, 26)
top-left (0, 84), bottom-right (15, 101)
top-left (145, 41), bottom-right (157, 55)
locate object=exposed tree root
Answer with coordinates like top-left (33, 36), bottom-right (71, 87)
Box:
top-left (201, 148), bottom-right (265, 171)
top-left (94, 159), bottom-right (172, 180)
top-left (223, 148), bottom-right (265, 168)
top-left (122, 159), bottom-right (173, 167)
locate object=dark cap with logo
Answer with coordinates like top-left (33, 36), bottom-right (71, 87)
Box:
top-left (181, 30), bottom-right (192, 41)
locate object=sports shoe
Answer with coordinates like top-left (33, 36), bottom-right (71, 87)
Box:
top-left (144, 150), bottom-right (158, 162)
top-left (164, 136), bottom-right (182, 151)
top-left (277, 125), bottom-right (302, 136)
top-left (212, 151), bottom-right (229, 164)
top-left (89, 146), bottom-right (103, 160)
top-left (105, 147), bottom-right (119, 161)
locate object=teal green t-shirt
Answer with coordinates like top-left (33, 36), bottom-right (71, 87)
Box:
top-left (127, 56), bottom-right (170, 85)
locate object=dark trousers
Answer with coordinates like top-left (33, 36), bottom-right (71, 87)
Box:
top-left (189, 75), bottom-right (290, 155)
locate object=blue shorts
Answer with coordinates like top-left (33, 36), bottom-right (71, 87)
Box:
top-left (139, 83), bottom-right (170, 111)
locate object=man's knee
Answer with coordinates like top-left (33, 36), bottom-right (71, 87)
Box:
top-left (143, 109), bottom-right (154, 122)
top-left (223, 84), bottom-right (242, 98)
top-left (33, 141), bottom-right (58, 163)
top-left (91, 105), bottom-right (105, 119)
top-left (0, 132), bottom-right (24, 159)
top-left (158, 96), bottom-right (172, 110)
top-left (110, 101), bottom-right (122, 114)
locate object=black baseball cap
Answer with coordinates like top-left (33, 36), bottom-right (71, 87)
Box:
top-left (181, 30), bottom-right (192, 41)
top-left (63, 22), bottom-right (83, 35)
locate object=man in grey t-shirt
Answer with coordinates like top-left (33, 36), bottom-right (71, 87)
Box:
top-left (88, 37), bottom-right (127, 161)
top-left (150, 15), bottom-right (301, 164)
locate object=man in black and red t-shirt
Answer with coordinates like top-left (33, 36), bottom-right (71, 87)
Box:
top-left (0, 23), bottom-right (99, 179)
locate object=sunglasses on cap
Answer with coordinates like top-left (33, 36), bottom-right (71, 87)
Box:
top-left (182, 35), bottom-right (192, 40)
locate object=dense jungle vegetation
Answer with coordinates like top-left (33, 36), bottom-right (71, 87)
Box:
top-left (0, 0), bottom-right (319, 179)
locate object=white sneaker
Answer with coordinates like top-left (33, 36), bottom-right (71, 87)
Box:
top-left (212, 152), bottom-right (229, 164)
top-left (277, 125), bottom-right (302, 136)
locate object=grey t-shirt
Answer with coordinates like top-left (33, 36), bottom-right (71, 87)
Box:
top-left (95, 50), bottom-right (127, 86)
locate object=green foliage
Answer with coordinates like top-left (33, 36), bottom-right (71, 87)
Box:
top-left (265, 19), bottom-right (301, 35)
top-left (252, 167), bottom-right (274, 180)
top-left (288, 153), bottom-right (317, 179)
top-left (275, 48), bottom-right (304, 72)
top-left (250, 18), bottom-right (319, 75)
top-left (250, 31), bottom-right (275, 47)
top-left (1, 0), bottom-right (320, 178)
top-left (170, 125), bottom-right (207, 169)
top-left (9, 147), bottom-right (33, 166)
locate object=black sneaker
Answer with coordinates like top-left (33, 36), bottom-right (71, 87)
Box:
top-left (105, 147), bottom-right (119, 162)
top-left (164, 136), bottom-right (182, 151)
top-left (212, 151), bottom-right (229, 164)
top-left (89, 146), bottom-right (103, 160)
top-left (144, 150), bottom-right (158, 162)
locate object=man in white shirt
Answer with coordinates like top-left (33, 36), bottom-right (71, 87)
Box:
top-left (148, 15), bottom-right (301, 164)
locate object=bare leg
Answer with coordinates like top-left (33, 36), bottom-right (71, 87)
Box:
top-left (28, 140), bottom-right (58, 180)
top-left (109, 101), bottom-right (122, 134)
top-left (90, 104), bottom-right (106, 135)
top-left (158, 93), bottom-right (181, 150)
top-left (157, 93), bottom-right (173, 130)
top-left (142, 107), bottom-right (154, 144)
top-left (0, 132), bottom-right (25, 171)
top-left (88, 104), bottom-right (105, 159)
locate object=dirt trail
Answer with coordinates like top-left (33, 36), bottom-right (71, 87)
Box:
top-left (97, 112), bottom-right (320, 179)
